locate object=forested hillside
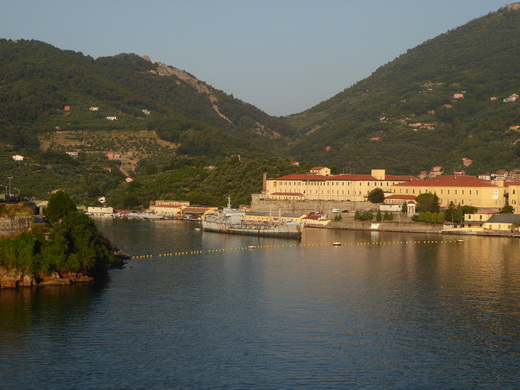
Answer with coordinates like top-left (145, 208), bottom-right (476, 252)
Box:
top-left (0, 39), bottom-right (292, 155)
top-left (1, 4), bottom-right (519, 207)
top-left (285, 4), bottom-right (520, 175)
top-left (0, 39), bottom-right (295, 203)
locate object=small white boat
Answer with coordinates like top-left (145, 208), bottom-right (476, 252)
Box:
top-left (332, 242), bottom-right (342, 246)
top-left (247, 245), bottom-right (256, 250)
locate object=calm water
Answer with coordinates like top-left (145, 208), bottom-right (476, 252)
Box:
top-left (1, 218), bottom-right (520, 389)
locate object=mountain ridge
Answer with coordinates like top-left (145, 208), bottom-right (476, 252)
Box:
top-left (284, 4), bottom-right (520, 174)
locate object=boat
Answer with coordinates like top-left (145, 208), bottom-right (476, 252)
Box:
top-left (202, 198), bottom-right (304, 239)
top-left (332, 242), bottom-right (341, 246)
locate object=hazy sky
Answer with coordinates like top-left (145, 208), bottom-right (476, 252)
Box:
top-left (2, 0), bottom-right (510, 116)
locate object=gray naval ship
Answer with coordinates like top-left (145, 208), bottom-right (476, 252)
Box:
top-left (202, 198), bottom-right (304, 239)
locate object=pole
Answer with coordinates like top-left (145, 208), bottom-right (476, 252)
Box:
top-left (7, 177), bottom-right (12, 197)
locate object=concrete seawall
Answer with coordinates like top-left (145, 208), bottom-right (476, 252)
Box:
top-left (250, 194), bottom-right (373, 214)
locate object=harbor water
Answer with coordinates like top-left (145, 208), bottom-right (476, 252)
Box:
top-left (1, 218), bottom-right (520, 389)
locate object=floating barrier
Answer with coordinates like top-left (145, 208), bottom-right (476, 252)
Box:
top-left (130, 239), bottom-right (463, 259)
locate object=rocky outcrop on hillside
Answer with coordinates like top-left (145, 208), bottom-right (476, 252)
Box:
top-left (152, 60), bottom-right (234, 125)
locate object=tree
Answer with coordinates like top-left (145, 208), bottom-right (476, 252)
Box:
top-left (437, 212), bottom-right (446, 224)
top-left (415, 192), bottom-right (440, 213)
top-left (45, 191), bottom-right (77, 223)
top-left (454, 204), bottom-right (464, 223)
top-left (445, 201), bottom-right (457, 223)
top-left (401, 201), bottom-right (407, 213)
top-left (500, 204), bottom-right (515, 214)
top-left (376, 210), bottom-right (382, 221)
top-left (368, 188), bottom-right (385, 204)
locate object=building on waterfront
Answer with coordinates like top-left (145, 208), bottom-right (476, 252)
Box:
top-left (461, 211), bottom-right (495, 228)
top-left (149, 200), bottom-right (191, 218)
top-left (390, 175), bottom-right (508, 209)
top-left (506, 183), bottom-right (520, 209)
top-left (264, 169), bottom-right (416, 202)
top-left (87, 206), bottom-right (114, 216)
top-left (483, 214), bottom-right (520, 232)
top-left (262, 167), bottom-right (520, 213)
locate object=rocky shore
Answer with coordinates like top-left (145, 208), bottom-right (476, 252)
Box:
top-left (0, 267), bottom-right (94, 288)
top-left (0, 255), bottom-right (126, 289)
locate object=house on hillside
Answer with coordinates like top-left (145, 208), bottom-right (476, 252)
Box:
top-left (310, 167), bottom-right (331, 176)
top-left (504, 94), bottom-right (519, 103)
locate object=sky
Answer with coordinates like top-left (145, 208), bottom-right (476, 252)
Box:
top-left (1, 0), bottom-right (511, 116)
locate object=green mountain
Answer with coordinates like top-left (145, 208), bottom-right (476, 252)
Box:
top-left (1, 4), bottom-right (520, 206)
top-left (285, 4), bottom-right (520, 175)
top-left (0, 39), bottom-right (296, 203)
top-left (0, 38), bottom-right (292, 155)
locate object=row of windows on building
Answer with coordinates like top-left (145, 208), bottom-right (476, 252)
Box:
top-left (398, 189), bottom-right (480, 195)
top-left (305, 190), bottom-right (363, 195)
top-left (273, 181), bottom-right (397, 187)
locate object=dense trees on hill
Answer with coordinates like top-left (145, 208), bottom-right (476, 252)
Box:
top-left (0, 39), bottom-right (292, 156)
top-left (0, 192), bottom-right (112, 273)
top-left (106, 155), bottom-right (308, 209)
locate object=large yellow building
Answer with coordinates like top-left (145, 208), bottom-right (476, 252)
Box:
top-left (391, 175), bottom-right (507, 209)
top-left (265, 167), bottom-right (518, 211)
top-left (506, 183), bottom-right (520, 210)
top-left (265, 169), bottom-right (415, 202)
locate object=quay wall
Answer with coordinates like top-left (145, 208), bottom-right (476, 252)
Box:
top-left (250, 194), bottom-right (373, 214)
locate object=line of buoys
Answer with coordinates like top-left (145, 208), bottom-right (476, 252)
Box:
top-left (130, 239), bottom-right (462, 259)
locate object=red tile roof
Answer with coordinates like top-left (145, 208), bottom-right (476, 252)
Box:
top-left (393, 175), bottom-right (497, 188)
top-left (269, 173), bottom-right (415, 182)
top-left (386, 195), bottom-right (416, 200)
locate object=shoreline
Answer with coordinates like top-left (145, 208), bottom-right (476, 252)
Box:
top-left (310, 219), bottom-right (520, 238)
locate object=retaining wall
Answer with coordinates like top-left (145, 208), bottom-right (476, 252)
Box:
top-left (250, 194), bottom-right (373, 214)
top-left (0, 216), bottom-right (31, 236)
